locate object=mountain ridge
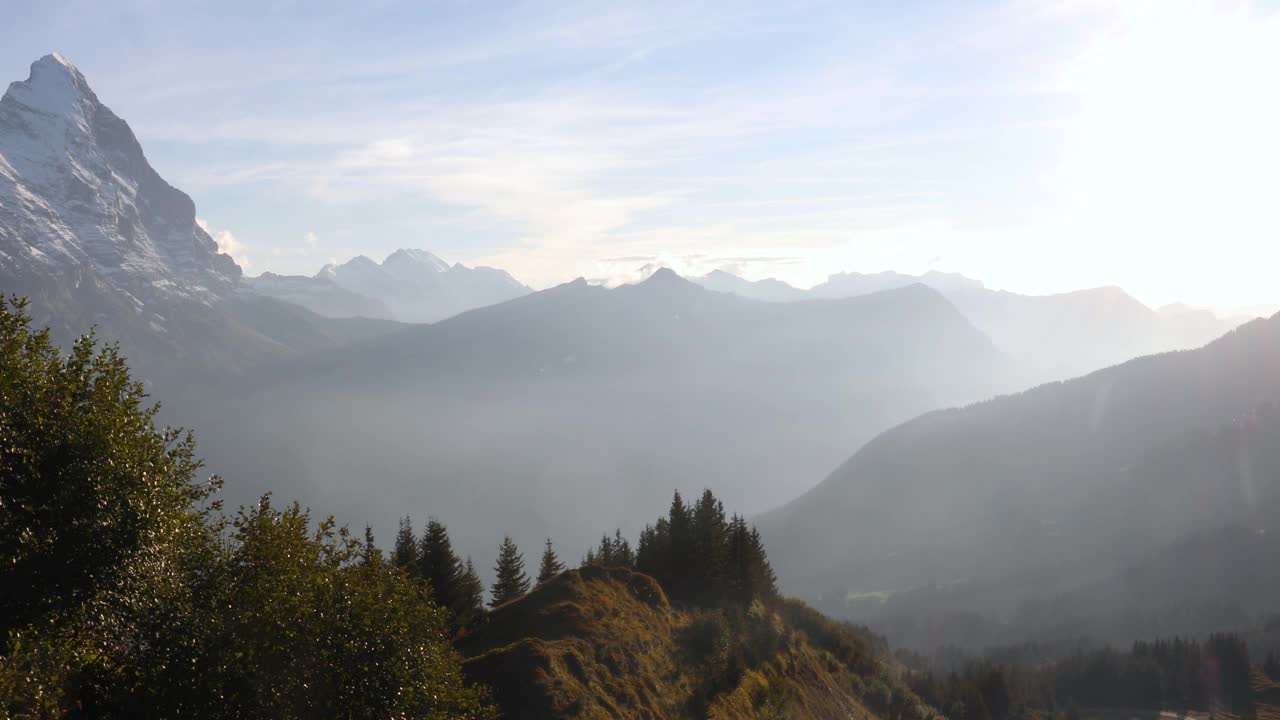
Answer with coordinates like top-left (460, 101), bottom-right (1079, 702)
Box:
top-left (759, 311), bottom-right (1280, 646)
top-left (266, 247), bottom-right (530, 323)
top-left (690, 267), bottom-right (1241, 384)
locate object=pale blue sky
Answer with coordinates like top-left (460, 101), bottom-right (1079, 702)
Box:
top-left (3, 0), bottom-right (1279, 306)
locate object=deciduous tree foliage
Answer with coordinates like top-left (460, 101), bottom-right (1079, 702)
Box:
top-left (0, 299), bottom-right (494, 719)
top-left (0, 297), bottom-right (211, 639)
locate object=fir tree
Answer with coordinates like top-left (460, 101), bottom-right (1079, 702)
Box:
top-left (419, 518), bottom-right (464, 616)
top-left (636, 516), bottom-right (671, 579)
top-left (612, 529), bottom-right (634, 567)
top-left (593, 533), bottom-right (615, 565)
top-left (536, 538), bottom-right (565, 585)
top-left (633, 489), bottom-right (776, 607)
top-left (666, 490), bottom-right (693, 596)
top-left (361, 524), bottom-right (381, 567)
top-left (393, 515), bottom-right (418, 572)
top-left (690, 489), bottom-right (727, 602)
top-left (490, 536), bottom-right (530, 607)
top-left (455, 557), bottom-right (486, 629)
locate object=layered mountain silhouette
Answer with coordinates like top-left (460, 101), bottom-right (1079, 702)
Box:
top-left (249, 248), bottom-right (529, 323)
top-left (3, 52), bottom-right (1267, 613)
top-left (0, 53), bottom-right (1014, 564)
top-left (694, 269), bottom-right (1240, 384)
top-left (189, 269), bottom-right (1008, 562)
top-left (759, 312), bottom-right (1280, 647)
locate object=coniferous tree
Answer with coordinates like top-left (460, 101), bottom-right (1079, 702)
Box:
top-left (636, 517), bottom-right (671, 579)
top-left (1265, 651), bottom-right (1280, 681)
top-left (537, 538), bottom-right (565, 585)
top-left (455, 556), bottom-right (486, 629)
top-left (666, 490), bottom-right (693, 596)
top-left (747, 526), bottom-right (777, 599)
top-left (594, 533), bottom-right (616, 565)
top-left (419, 518), bottom-right (464, 617)
top-left (690, 489), bottom-right (727, 603)
top-left (633, 489), bottom-right (776, 607)
top-left (361, 524), bottom-right (381, 567)
top-left (393, 515), bottom-right (418, 572)
top-left (490, 536), bottom-right (530, 607)
top-left (612, 529), bottom-right (634, 567)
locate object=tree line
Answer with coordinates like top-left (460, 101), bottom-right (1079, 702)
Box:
top-left (0, 297), bottom-right (780, 717)
top-left (379, 485), bottom-right (780, 637)
top-left (905, 633), bottom-right (1263, 720)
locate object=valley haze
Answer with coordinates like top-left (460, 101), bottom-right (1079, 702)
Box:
top-left (3, 15), bottom-right (1280, 717)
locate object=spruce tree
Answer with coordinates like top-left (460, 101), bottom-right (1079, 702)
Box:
top-left (536, 538), bottom-right (565, 585)
top-left (419, 518), bottom-right (464, 615)
top-left (635, 517), bottom-right (670, 579)
top-left (612, 529), bottom-right (634, 567)
top-left (455, 557), bottom-right (486, 629)
top-left (667, 490), bottom-right (693, 596)
top-left (594, 533), bottom-right (615, 565)
top-left (361, 524), bottom-right (381, 567)
top-left (690, 489), bottom-right (727, 603)
top-left (490, 536), bottom-right (530, 607)
top-left (393, 516), bottom-right (418, 572)
top-left (747, 526), bottom-right (777, 599)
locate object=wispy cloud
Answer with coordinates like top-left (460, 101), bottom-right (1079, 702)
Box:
top-left (197, 218), bottom-right (251, 270)
top-left (11, 0), bottom-right (1278, 303)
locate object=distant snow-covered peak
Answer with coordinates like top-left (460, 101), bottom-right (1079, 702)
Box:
top-left (384, 248), bottom-right (450, 273)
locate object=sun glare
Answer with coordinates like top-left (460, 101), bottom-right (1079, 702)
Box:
top-left (1061, 1), bottom-right (1280, 305)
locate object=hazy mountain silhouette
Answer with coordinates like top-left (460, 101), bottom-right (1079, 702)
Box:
top-left (760, 312), bottom-right (1280, 645)
top-left (184, 270), bottom-right (1008, 567)
top-left (695, 269), bottom-right (1241, 384)
top-left (260, 248), bottom-right (532, 323)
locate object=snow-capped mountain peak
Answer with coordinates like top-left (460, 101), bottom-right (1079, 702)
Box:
top-left (383, 248), bottom-right (450, 273)
top-left (0, 53), bottom-right (240, 305)
top-left (6, 53), bottom-right (96, 122)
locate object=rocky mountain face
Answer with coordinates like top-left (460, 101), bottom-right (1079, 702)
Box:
top-left (0, 54), bottom-right (239, 308)
top-left (0, 55), bottom-right (400, 377)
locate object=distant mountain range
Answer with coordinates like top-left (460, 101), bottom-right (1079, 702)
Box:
top-left (4, 50), bottom-right (1275, 630)
top-left (693, 268), bottom-right (1243, 385)
top-left (248, 248), bottom-right (529, 323)
top-left (188, 269), bottom-right (1007, 561)
top-left (0, 53), bottom-right (1011, 563)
